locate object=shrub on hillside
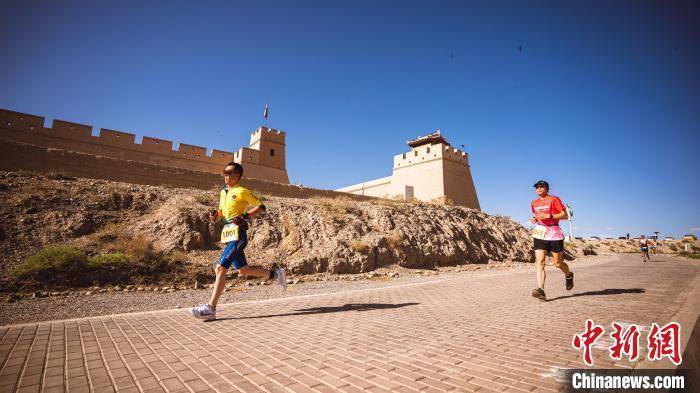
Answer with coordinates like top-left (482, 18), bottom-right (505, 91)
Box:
top-left (583, 246), bottom-right (597, 256)
top-left (13, 236), bottom-right (187, 289)
top-left (13, 246), bottom-right (90, 286)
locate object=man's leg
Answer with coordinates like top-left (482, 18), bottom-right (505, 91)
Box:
top-left (551, 240), bottom-right (574, 290)
top-left (191, 241), bottom-right (237, 320)
top-left (535, 249), bottom-right (547, 289)
top-left (551, 252), bottom-right (571, 276)
top-left (209, 265), bottom-right (228, 309)
top-left (232, 229), bottom-right (287, 291)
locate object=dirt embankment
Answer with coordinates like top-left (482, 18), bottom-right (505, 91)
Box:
top-left (1, 170), bottom-right (534, 290)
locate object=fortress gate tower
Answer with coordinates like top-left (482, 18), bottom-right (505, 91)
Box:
top-left (336, 131), bottom-right (480, 209)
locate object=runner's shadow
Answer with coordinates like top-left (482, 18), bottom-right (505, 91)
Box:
top-left (206, 302), bottom-right (420, 322)
top-left (547, 288), bottom-right (645, 302)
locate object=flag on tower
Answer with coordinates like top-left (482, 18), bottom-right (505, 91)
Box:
top-left (263, 105), bottom-right (268, 120)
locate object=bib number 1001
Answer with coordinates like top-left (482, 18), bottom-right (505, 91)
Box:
top-left (221, 224), bottom-right (239, 243)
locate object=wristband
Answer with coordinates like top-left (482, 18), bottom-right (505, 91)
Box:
top-left (242, 212), bottom-right (250, 220)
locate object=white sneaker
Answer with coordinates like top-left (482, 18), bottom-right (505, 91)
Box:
top-left (275, 267), bottom-right (287, 291)
top-left (190, 304), bottom-right (216, 320)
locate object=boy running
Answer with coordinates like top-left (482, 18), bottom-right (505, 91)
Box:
top-left (191, 162), bottom-right (286, 320)
top-left (529, 180), bottom-right (573, 301)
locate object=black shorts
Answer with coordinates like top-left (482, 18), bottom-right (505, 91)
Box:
top-left (533, 238), bottom-right (564, 253)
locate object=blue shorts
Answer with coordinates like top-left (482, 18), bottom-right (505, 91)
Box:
top-left (641, 246), bottom-right (648, 252)
top-left (218, 227), bottom-right (248, 269)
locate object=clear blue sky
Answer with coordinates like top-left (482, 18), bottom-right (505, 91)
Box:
top-left (2, 1), bottom-right (699, 238)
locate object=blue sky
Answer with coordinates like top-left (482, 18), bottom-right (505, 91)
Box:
top-left (1, 1), bottom-right (699, 238)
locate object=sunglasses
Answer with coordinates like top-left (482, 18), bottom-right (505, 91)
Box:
top-left (222, 170), bottom-right (239, 176)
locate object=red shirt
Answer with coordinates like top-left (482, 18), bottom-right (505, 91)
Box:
top-left (531, 195), bottom-right (566, 226)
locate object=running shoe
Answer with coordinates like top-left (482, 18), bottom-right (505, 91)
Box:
top-left (275, 267), bottom-right (287, 291)
top-left (190, 304), bottom-right (216, 320)
top-left (565, 272), bottom-right (574, 290)
top-left (531, 288), bottom-right (546, 300)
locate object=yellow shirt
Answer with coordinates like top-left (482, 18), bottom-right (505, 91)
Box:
top-left (218, 184), bottom-right (262, 222)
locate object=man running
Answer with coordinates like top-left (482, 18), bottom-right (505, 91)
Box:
top-left (191, 162), bottom-right (286, 320)
top-left (529, 180), bottom-right (573, 300)
top-left (651, 238), bottom-right (658, 255)
top-left (639, 235), bottom-right (651, 262)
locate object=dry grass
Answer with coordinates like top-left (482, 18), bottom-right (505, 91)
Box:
top-left (352, 241), bottom-right (370, 253)
top-left (583, 246), bottom-right (597, 256)
top-left (92, 222), bottom-right (124, 243)
top-left (312, 196), bottom-right (352, 219)
top-left (387, 232), bottom-right (403, 248)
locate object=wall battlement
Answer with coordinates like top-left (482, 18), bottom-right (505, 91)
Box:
top-left (0, 108), bottom-right (289, 183)
top-left (393, 142), bottom-right (469, 168)
top-left (338, 131), bottom-right (479, 209)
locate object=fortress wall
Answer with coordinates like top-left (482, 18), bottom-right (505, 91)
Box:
top-left (141, 136), bottom-right (174, 153)
top-left (392, 142), bottom-right (467, 169)
top-left (0, 138), bottom-right (371, 202)
top-left (241, 162), bottom-right (290, 184)
top-left (0, 109), bottom-right (275, 180)
top-left (442, 159), bottom-right (480, 209)
top-left (335, 176), bottom-right (392, 197)
top-left (52, 120), bottom-right (93, 140)
top-left (391, 158), bottom-right (445, 201)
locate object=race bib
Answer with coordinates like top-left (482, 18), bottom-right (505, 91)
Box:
top-left (221, 223), bottom-right (239, 243)
top-left (531, 225), bottom-right (547, 240)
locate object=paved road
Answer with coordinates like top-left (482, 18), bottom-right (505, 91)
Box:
top-left (1, 254), bottom-right (698, 392)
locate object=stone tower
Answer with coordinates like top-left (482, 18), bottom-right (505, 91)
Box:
top-left (233, 126), bottom-right (289, 184)
top-left (336, 131), bottom-right (480, 209)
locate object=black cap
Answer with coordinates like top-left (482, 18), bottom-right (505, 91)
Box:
top-left (226, 162), bottom-right (244, 176)
top-left (533, 180), bottom-right (549, 189)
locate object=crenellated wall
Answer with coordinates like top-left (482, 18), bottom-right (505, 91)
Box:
top-left (0, 108), bottom-right (289, 183)
top-left (0, 138), bottom-right (374, 202)
top-left (337, 136), bottom-right (480, 209)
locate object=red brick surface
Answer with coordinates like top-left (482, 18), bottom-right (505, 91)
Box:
top-left (1, 255), bottom-right (698, 392)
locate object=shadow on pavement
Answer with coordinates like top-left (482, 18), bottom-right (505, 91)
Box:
top-left (547, 288), bottom-right (645, 302)
top-left (206, 302), bottom-right (420, 322)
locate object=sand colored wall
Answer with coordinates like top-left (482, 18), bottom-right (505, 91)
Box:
top-left (0, 108), bottom-right (289, 184)
top-left (443, 158), bottom-right (480, 209)
top-left (0, 138), bottom-right (373, 202)
top-left (335, 176), bottom-right (393, 197)
top-left (336, 141), bottom-right (480, 209)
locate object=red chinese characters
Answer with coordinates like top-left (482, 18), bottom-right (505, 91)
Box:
top-left (572, 320), bottom-right (683, 366)
top-left (647, 322), bottom-right (682, 365)
top-left (609, 322), bottom-right (641, 361)
top-left (572, 319), bottom-right (605, 366)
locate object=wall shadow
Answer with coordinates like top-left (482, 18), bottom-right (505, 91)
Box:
top-left (547, 288), bottom-right (645, 302)
top-left (206, 302), bottom-right (420, 322)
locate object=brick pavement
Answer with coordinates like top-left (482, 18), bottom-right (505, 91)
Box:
top-left (1, 254), bottom-right (698, 392)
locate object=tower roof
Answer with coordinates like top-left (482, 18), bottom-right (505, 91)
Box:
top-left (407, 130), bottom-right (449, 148)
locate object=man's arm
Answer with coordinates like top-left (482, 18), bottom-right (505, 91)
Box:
top-left (245, 204), bottom-right (265, 218)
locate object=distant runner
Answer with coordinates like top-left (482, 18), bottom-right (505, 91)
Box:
top-left (529, 180), bottom-right (573, 301)
top-left (190, 162), bottom-right (286, 321)
top-left (639, 235), bottom-right (651, 262)
top-left (651, 238), bottom-right (658, 255)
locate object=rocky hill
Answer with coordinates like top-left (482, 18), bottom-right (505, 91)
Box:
top-left (0, 170), bottom-right (569, 290)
